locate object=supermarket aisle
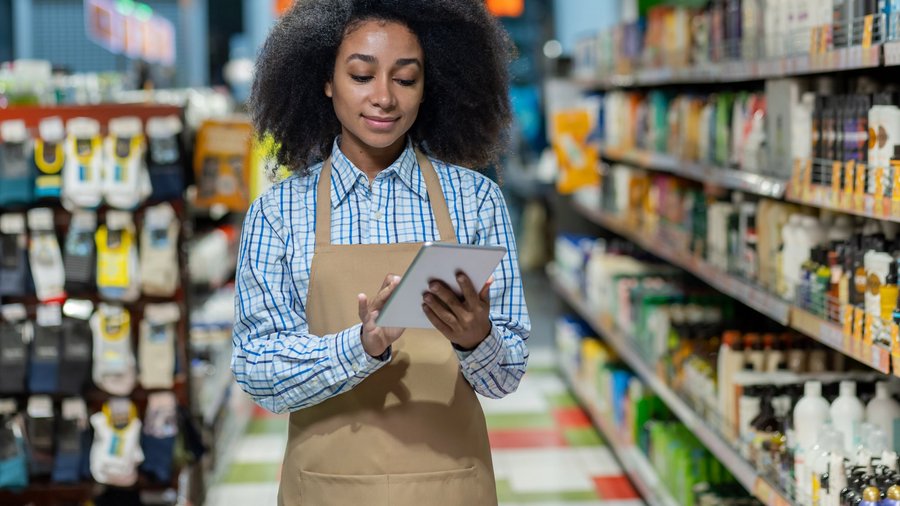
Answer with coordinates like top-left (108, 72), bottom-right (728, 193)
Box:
top-left (205, 349), bottom-right (643, 506)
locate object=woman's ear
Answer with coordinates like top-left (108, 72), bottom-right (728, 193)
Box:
top-left (325, 81), bottom-right (333, 98)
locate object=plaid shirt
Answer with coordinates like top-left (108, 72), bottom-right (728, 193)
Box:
top-left (232, 139), bottom-right (530, 414)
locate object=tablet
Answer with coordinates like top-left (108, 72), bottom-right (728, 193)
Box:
top-left (376, 242), bottom-right (507, 329)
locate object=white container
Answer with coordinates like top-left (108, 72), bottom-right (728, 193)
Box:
top-left (793, 381), bottom-right (832, 498)
top-left (864, 251), bottom-right (893, 317)
top-left (866, 382), bottom-right (900, 450)
top-left (831, 381), bottom-right (865, 455)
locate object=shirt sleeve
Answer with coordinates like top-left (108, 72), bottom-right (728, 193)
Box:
top-left (456, 181), bottom-right (530, 399)
top-left (231, 196), bottom-right (389, 414)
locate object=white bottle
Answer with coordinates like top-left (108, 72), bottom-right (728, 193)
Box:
top-left (781, 214), bottom-right (804, 299)
top-left (831, 381), bottom-right (865, 455)
top-left (794, 381), bottom-right (832, 498)
top-left (866, 382), bottom-right (900, 450)
top-left (809, 427), bottom-right (841, 506)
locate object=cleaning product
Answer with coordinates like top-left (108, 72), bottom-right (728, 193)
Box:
top-left (103, 116), bottom-right (150, 210)
top-left (883, 261), bottom-right (900, 321)
top-left (866, 382), bottom-right (900, 450)
top-left (831, 380), bottom-right (866, 455)
top-left (794, 380), bottom-right (833, 499)
top-left (33, 117), bottom-right (65, 201)
top-left (0, 120), bottom-right (33, 207)
top-left (61, 117), bottom-right (103, 210)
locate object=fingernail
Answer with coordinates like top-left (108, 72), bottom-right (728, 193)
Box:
top-left (429, 282), bottom-right (439, 291)
top-left (457, 274), bottom-right (465, 282)
top-left (424, 294), bottom-right (432, 302)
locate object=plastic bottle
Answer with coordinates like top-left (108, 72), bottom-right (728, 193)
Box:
top-left (884, 485), bottom-right (900, 506)
top-left (882, 261), bottom-right (900, 322)
top-left (866, 382), bottom-right (900, 450)
top-left (795, 381), bottom-right (833, 501)
top-left (831, 381), bottom-right (866, 455)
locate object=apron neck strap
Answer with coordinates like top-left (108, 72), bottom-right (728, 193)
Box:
top-left (315, 147), bottom-right (457, 249)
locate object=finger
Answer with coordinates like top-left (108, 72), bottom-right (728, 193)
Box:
top-left (370, 276), bottom-right (401, 311)
top-left (423, 292), bottom-right (460, 329)
top-left (358, 293), bottom-right (369, 322)
top-left (479, 276), bottom-right (495, 302)
top-left (428, 280), bottom-right (465, 312)
top-left (422, 303), bottom-right (454, 337)
top-left (456, 272), bottom-right (479, 308)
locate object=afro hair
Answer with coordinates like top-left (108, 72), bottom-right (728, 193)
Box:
top-left (249, 0), bottom-right (514, 173)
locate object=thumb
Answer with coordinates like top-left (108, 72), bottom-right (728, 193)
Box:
top-left (479, 276), bottom-right (494, 302)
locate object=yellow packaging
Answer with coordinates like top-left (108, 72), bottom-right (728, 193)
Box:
top-left (552, 109), bottom-right (600, 194)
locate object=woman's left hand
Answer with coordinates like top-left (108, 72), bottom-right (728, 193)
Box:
top-left (422, 272), bottom-right (494, 350)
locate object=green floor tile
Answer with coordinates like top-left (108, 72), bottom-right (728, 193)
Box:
top-left (223, 462), bottom-right (282, 484)
top-left (485, 412), bottom-right (556, 430)
top-left (563, 427), bottom-right (605, 447)
top-left (495, 479), bottom-right (599, 502)
top-left (245, 417), bottom-right (289, 435)
top-left (525, 364), bottom-right (559, 376)
top-left (547, 391), bottom-right (579, 409)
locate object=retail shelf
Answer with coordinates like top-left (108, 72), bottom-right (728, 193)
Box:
top-left (570, 198), bottom-right (894, 376)
top-left (579, 45), bottom-right (884, 89)
top-left (0, 483), bottom-right (94, 506)
top-left (559, 362), bottom-right (680, 506)
top-left (547, 266), bottom-right (791, 505)
top-left (0, 103), bottom-right (183, 130)
top-left (786, 179), bottom-right (900, 224)
top-left (790, 306), bottom-right (892, 375)
top-left (570, 199), bottom-right (791, 325)
top-left (600, 145), bottom-right (789, 199)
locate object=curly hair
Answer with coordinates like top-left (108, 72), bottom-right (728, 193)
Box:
top-left (249, 0), bottom-right (514, 173)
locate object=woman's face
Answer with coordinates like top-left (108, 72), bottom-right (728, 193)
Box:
top-left (326, 20), bottom-right (425, 156)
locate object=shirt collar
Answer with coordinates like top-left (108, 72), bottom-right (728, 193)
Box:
top-left (327, 138), bottom-right (428, 208)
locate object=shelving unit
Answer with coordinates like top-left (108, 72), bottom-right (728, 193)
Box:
top-left (559, 361), bottom-right (680, 506)
top-left (567, 197), bottom-right (892, 376)
top-left (548, 266), bottom-right (793, 506)
top-left (600, 145), bottom-right (789, 199)
top-left (580, 43), bottom-right (887, 90)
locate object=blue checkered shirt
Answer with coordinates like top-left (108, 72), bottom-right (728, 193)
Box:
top-left (232, 139), bottom-right (531, 414)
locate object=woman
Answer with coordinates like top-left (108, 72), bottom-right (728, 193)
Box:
top-left (233, 1), bottom-right (530, 504)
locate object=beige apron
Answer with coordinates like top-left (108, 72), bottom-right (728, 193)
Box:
top-left (278, 151), bottom-right (497, 506)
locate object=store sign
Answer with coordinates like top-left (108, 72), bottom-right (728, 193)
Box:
top-left (85, 0), bottom-right (176, 66)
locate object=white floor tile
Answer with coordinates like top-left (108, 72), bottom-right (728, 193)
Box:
top-left (231, 434), bottom-right (287, 464)
top-left (501, 448), bottom-right (596, 493)
top-left (480, 384), bottom-right (549, 414)
top-left (571, 447), bottom-right (622, 476)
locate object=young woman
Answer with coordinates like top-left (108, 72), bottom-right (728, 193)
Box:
top-left (233, 1), bottom-right (530, 504)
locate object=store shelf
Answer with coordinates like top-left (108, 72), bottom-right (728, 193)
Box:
top-left (886, 41), bottom-right (900, 66)
top-left (581, 45), bottom-right (884, 89)
top-left (571, 199), bottom-right (791, 325)
top-left (600, 145), bottom-right (789, 199)
top-left (790, 306), bottom-right (892, 375)
top-left (570, 198), bottom-right (894, 376)
top-left (786, 180), bottom-right (900, 224)
top-left (547, 266), bottom-right (790, 504)
top-left (559, 362), bottom-right (679, 506)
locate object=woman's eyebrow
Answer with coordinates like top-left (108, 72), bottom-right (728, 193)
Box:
top-left (395, 58), bottom-right (422, 68)
top-left (347, 53), bottom-right (377, 63)
top-left (345, 54), bottom-right (422, 68)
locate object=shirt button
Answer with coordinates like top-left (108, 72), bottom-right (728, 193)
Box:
top-left (373, 210), bottom-right (383, 220)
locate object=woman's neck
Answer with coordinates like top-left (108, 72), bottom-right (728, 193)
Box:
top-left (339, 135), bottom-right (407, 182)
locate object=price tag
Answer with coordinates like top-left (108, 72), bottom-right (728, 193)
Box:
top-left (831, 161), bottom-right (843, 204)
top-left (877, 347), bottom-right (891, 374)
top-left (865, 313), bottom-right (876, 346)
top-left (853, 160), bottom-right (865, 210)
top-left (874, 167), bottom-right (885, 215)
top-left (843, 305), bottom-right (855, 350)
top-left (863, 14), bottom-right (874, 49)
top-left (854, 307), bottom-right (866, 355)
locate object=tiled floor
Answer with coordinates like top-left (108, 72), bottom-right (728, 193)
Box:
top-left (205, 349), bottom-right (644, 505)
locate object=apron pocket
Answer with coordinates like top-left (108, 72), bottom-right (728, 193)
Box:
top-left (388, 466), bottom-right (479, 505)
top-left (299, 469), bottom-right (389, 506)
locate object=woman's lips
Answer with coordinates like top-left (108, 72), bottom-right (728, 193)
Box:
top-left (363, 115), bottom-right (399, 131)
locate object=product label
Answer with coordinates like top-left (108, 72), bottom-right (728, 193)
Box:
top-left (853, 161), bottom-right (866, 210)
top-left (844, 305), bottom-right (855, 350)
top-left (854, 307), bottom-right (866, 352)
top-left (845, 161), bottom-right (857, 208)
top-left (875, 167), bottom-right (886, 216)
top-left (865, 313), bottom-right (876, 348)
top-left (863, 15), bottom-right (874, 49)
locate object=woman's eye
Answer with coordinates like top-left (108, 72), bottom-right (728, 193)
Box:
top-left (350, 75), bottom-right (372, 83)
top-left (395, 79), bottom-right (417, 87)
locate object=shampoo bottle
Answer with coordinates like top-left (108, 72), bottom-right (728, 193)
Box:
top-left (795, 381), bottom-right (833, 500)
top-left (866, 382), bottom-right (900, 450)
top-left (831, 380), bottom-right (866, 455)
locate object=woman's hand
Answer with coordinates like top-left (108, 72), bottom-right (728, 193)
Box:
top-left (422, 272), bottom-right (494, 350)
top-left (358, 274), bottom-right (406, 358)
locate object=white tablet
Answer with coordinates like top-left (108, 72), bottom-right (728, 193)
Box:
top-left (376, 242), bottom-right (507, 329)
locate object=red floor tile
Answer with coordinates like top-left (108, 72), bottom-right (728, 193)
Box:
top-left (553, 406), bottom-right (592, 429)
top-left (592, 475), bottom-right (640, 500)
top-left (488, 428), bottom-right (567, 449)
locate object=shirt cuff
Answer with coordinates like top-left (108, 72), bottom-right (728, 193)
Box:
top-left (455, 324), bottom-right (503, 372)
top-left (337, 323), bottom-right (391, 376)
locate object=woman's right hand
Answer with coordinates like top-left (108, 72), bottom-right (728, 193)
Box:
top-left (358, 274), bottom-right (406, 358)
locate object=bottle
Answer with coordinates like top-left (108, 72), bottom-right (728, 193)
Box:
top-left (882, 261), bottom-right (900, 322)
top-left (796, 381), bottom-right (833, 501)
top-left (764, 333), bottom-right (786, 372)
top-left (786, 333), bottom-right (808, 373)
top-left (884, 485), bottom-right (900, 506)
top-left (744, 333), bottom-right (766, 372)
top-left (810, 427), bottom-right (841, 506)
top-left (831, 381), bottom-right (866, 455)
top-left (751, 390), bottom-right (782, 466)
top-left (866, 382), bottom-right (900, 450)
top-left (861, 486), bottom-right (882, 506)
top-left (817, 249), bottom-right (833, 316)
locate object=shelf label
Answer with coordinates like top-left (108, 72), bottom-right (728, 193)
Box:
top-left (831, 161), bottom-right (842, 204)
top-left (863, 15), bottom-right (874, 49)
top-left (865, 313), bottom-right (875, 346)
top-left (853, 160), bottom-right (866, 210)
top-left (754, 477), bottom-right (791, 506)
top-left (843, 306), bottom-right (855, 350)
top-left (844, 160), bottom-right (856, 208)
top-left (875, 167), bottom-right (885, 215)
top-left (853, 307), bottom-right (866, 356)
